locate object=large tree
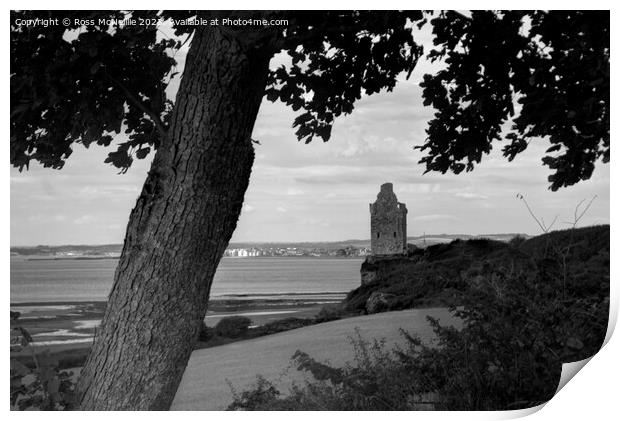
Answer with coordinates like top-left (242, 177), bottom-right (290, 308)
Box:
top-left (10, 10), bottom-right (608, 410)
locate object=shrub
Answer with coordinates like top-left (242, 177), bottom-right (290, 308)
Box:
top-left (227, 331), bottom-right (425, 411)
top-left (198, 322), bottom-right (216, 342)
top-left (214, 316), bottom-right (252, 338)
top-left (10, 313), bottom-right (75, 410)
top-left (227, 376), bottom-right (282, 410)
top-left (258, 318), bottom-right (314, 335)
top-left (509, 235), bottom-right (527, 248)
top-left (314, 304), bottom-right (347, 323)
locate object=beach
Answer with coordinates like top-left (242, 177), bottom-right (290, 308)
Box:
top-left (10, 293), bottom-right (347, 369)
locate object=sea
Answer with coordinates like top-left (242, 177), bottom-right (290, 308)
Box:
top-left (10, 257), bottom-right (365, 347)
top-left (10, 256), bottom-right (364, 304)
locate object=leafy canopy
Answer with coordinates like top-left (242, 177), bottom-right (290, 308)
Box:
top-left (11, 10), bottom-right (609, 189)
top-left (419, 10), bottom-right (609, 190)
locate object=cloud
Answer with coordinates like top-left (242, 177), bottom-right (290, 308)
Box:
top-left (455, 192), bottom-right (489, 200)
top-left (413, 214), bottom-right (460, 222)
top-left (74, 214), bottom-right (95, 225)
top-left (286, 188), bottom-right (304, 196)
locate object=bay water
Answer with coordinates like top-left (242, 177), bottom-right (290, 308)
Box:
top-left (10, 257), bottom-right (364, 304)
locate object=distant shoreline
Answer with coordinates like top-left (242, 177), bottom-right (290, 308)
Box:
top-left (18, 255), bottom-right (365, 261)
top-left (10, 291), bottom-right (349, 307)
top-left (25, 256), bottom-right (120, 261)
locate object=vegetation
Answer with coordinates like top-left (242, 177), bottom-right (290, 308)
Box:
top-left (346, 238), bottom-right (514, 312)
top-left (214, 316), bottom-right (252, 338)
top-left (228, 332), bottom-right (422, 411)
top-left (198, 324), bottom-right (216, 342)
top-left (346, 225), bottom-right (608, 314)
top-left (10, 312), bottom-right (75, 410)
top-left (418, 11), bottom-right (609, 191)
top-left (197, 307), bottom-right (353, 349)
top-left (229, 225), bottom-right (609, 410)
top-left (257, 318), bottom-right (316, 335)
top-left (314, 304), bottom-right (352, 323)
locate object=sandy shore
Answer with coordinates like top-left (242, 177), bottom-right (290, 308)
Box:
top-left (10, 293), bottom-right (345, 369)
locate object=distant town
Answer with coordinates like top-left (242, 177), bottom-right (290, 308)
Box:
top-left (10, 233), bottom-right (528, 259)
top-left (223, 245), bottom-right (370, 258)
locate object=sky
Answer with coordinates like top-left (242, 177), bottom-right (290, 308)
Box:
top-left (9, 23), bottom-right (610, 246)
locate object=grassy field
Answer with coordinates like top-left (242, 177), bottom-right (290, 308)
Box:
top-left (172, 307), bottom-right (459, 410)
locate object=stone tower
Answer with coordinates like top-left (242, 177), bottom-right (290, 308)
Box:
top-left (370, 183), bottom-right (407, 255)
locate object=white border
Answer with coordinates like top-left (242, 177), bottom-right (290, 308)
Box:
top-left (4, 2), bottom-right (616, 419)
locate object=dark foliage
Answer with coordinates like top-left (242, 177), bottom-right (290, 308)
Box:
top-left (508, 235), bottom-right (527, 248)
top-left (199, 323), bottom-right (216, 342)
top-left (264, 11), bottom-right (423, 144)
top-left (214, 316), bottom-right (253, 338)
top-left (418, 11), bottom-right (609, 190)
top-left (520, 224), bottom-right (609, 258)
top-left (314, 303), bottom-right (351, 323)
top-left (197, 307), bottom-right (352, 348)
top-left (10, 314), bottom-right (76, 410)
top-left (10, 10), bottom-right (176, 172)
top-left (10, 10), bottom-right (423, 172)
top-left (11, 11), bottom-right (608, 188)
top-left (345, 238), bottom-right (516, 313)
top-left (257, 317), bottom-right (315, 336)
top-left (227, 376), bottom-right (283, 411)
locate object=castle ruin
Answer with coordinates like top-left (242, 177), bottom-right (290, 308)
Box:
top-left (369, 183), bottom-right (407, 255)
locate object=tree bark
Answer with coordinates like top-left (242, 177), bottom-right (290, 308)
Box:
top-left (76, 26), bottom-right (274, 410)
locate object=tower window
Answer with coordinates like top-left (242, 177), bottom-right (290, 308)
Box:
top-left (377, 232), bottom-right (380, 239)
top-left (393, 232), bottom-right (396, 238)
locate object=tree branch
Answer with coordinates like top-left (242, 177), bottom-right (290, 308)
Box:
top-left (105, 72), bottom-right (168, 138)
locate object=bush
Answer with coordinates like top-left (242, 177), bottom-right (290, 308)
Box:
top-left (314, 304), bottom-right (348, 323)
top-left (228, 331), bottom-right (424, 411)
top-left (227, 376), bottom-right (282, 410)
top-left (258, 318), bottom-right (314, 335)
top-left (509, 235), bottom-right (527, 248)
top-left (214, 316), bottom-right (252, 338)
top-left (198, 322), bottom-right (216, 342)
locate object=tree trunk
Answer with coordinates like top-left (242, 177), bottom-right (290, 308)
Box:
top-left (76, 26), bottom-right (274, 410)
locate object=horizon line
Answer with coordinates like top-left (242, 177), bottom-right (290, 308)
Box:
top-left (9, 231), bottom-right (542, 249)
